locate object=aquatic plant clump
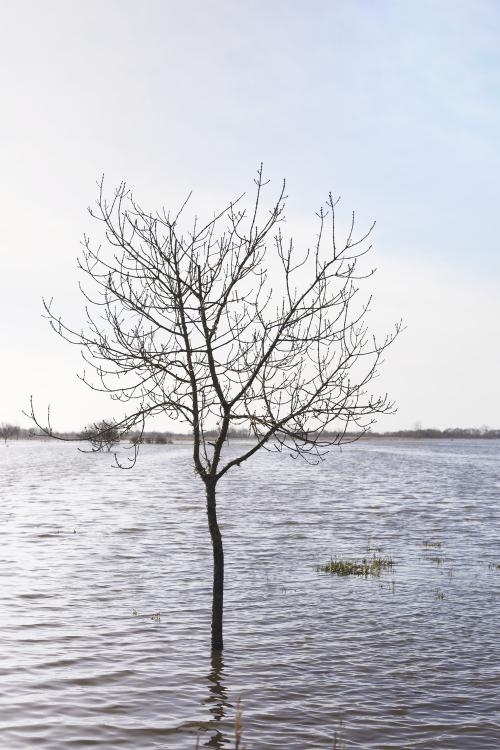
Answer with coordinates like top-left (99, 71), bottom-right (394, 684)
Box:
top-left (318, 556), bottom-right (395, 577)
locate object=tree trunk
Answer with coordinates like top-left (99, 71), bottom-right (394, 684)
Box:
top-left (206, 480), bottom-right (224, 650)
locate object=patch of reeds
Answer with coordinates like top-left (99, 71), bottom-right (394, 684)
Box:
top-left (488, 562), bottom-right (500, 570)
top-left (332, 718), bottom-right (347, 749)
top-left (422, 540), bottom-right (442, 548)
top-left (317, 555), bottom-right (395, 577)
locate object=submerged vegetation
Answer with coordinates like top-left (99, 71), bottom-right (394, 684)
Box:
top-left (318, 556), bottom-right (395, 577)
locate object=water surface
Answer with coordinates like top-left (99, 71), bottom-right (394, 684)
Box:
top-left (1, 439), bottom-right (499, 748)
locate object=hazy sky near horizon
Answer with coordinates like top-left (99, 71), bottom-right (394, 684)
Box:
top-left (1, 0), bottom-right (499, 432)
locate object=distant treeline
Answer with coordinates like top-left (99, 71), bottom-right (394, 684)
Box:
top-left (0, 424), bottom-right (176, 444)
top-left (362, 427), bottom-right (500, 440)
top-left (2, 423), bottom-right (499, 444)
top-left (0, 424), bottom-right (251, 444)
top-left (309, 427), bottom-right (500, 440)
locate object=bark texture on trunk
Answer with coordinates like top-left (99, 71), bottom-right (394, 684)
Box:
top-left (206, 481), bottom-right (224, 651)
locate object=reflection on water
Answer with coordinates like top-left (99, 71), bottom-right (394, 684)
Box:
top-left (0, 439), bottom-right (499, 749)
top-left (203, 652), bottom-right (230, 748)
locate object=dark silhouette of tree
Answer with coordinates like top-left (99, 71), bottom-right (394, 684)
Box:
top-left (84, 419), bottom-right (121, 452)
top-left (29, 167), bottom-right (400, 650)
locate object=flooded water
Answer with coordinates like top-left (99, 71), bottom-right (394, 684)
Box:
top-left (0, 439), bottom-right (499, 749)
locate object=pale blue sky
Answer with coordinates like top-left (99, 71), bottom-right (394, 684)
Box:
top-left (1, 0), bottom-right (499, 430)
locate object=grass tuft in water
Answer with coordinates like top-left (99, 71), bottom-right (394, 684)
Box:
top-left (423, 540), bottom-right (442, 548)
top-left (428, 556), bottom-right (445, 564)
top-left (366, 544), bottom-right (384, 553)
top-left (194, 701), bottom-right (346, 749)
top-left (318, 555), bottom-right (394, 577)
top-left (434, 589), bottom-right (445, 600)
top-left (487, 562), bottom-right (500, 570)
top-left (234, 696), bottom-right (243, 749)
top-left (332, 719), bottom-right (346, 750)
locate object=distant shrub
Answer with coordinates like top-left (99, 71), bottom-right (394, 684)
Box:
top-left (0, 423), bottom-right (21, 444)
top-left (84, 419), bottom-right (120, 452)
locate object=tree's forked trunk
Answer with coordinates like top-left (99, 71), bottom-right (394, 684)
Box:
top-left (206, 480), bottom-right (224, 651)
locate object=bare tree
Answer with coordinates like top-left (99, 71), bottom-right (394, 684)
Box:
top-left (84, 419), bottom-right (121, 452)
top-left (29, 168), bottom-right (400, 650)
top-left (0, 423), bottom-right (20, 445)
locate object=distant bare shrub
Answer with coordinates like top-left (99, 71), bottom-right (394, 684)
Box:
top-left (84, 419), bottom-right (120, 452)
top-left (0, 423), bottom-right (21, 444)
